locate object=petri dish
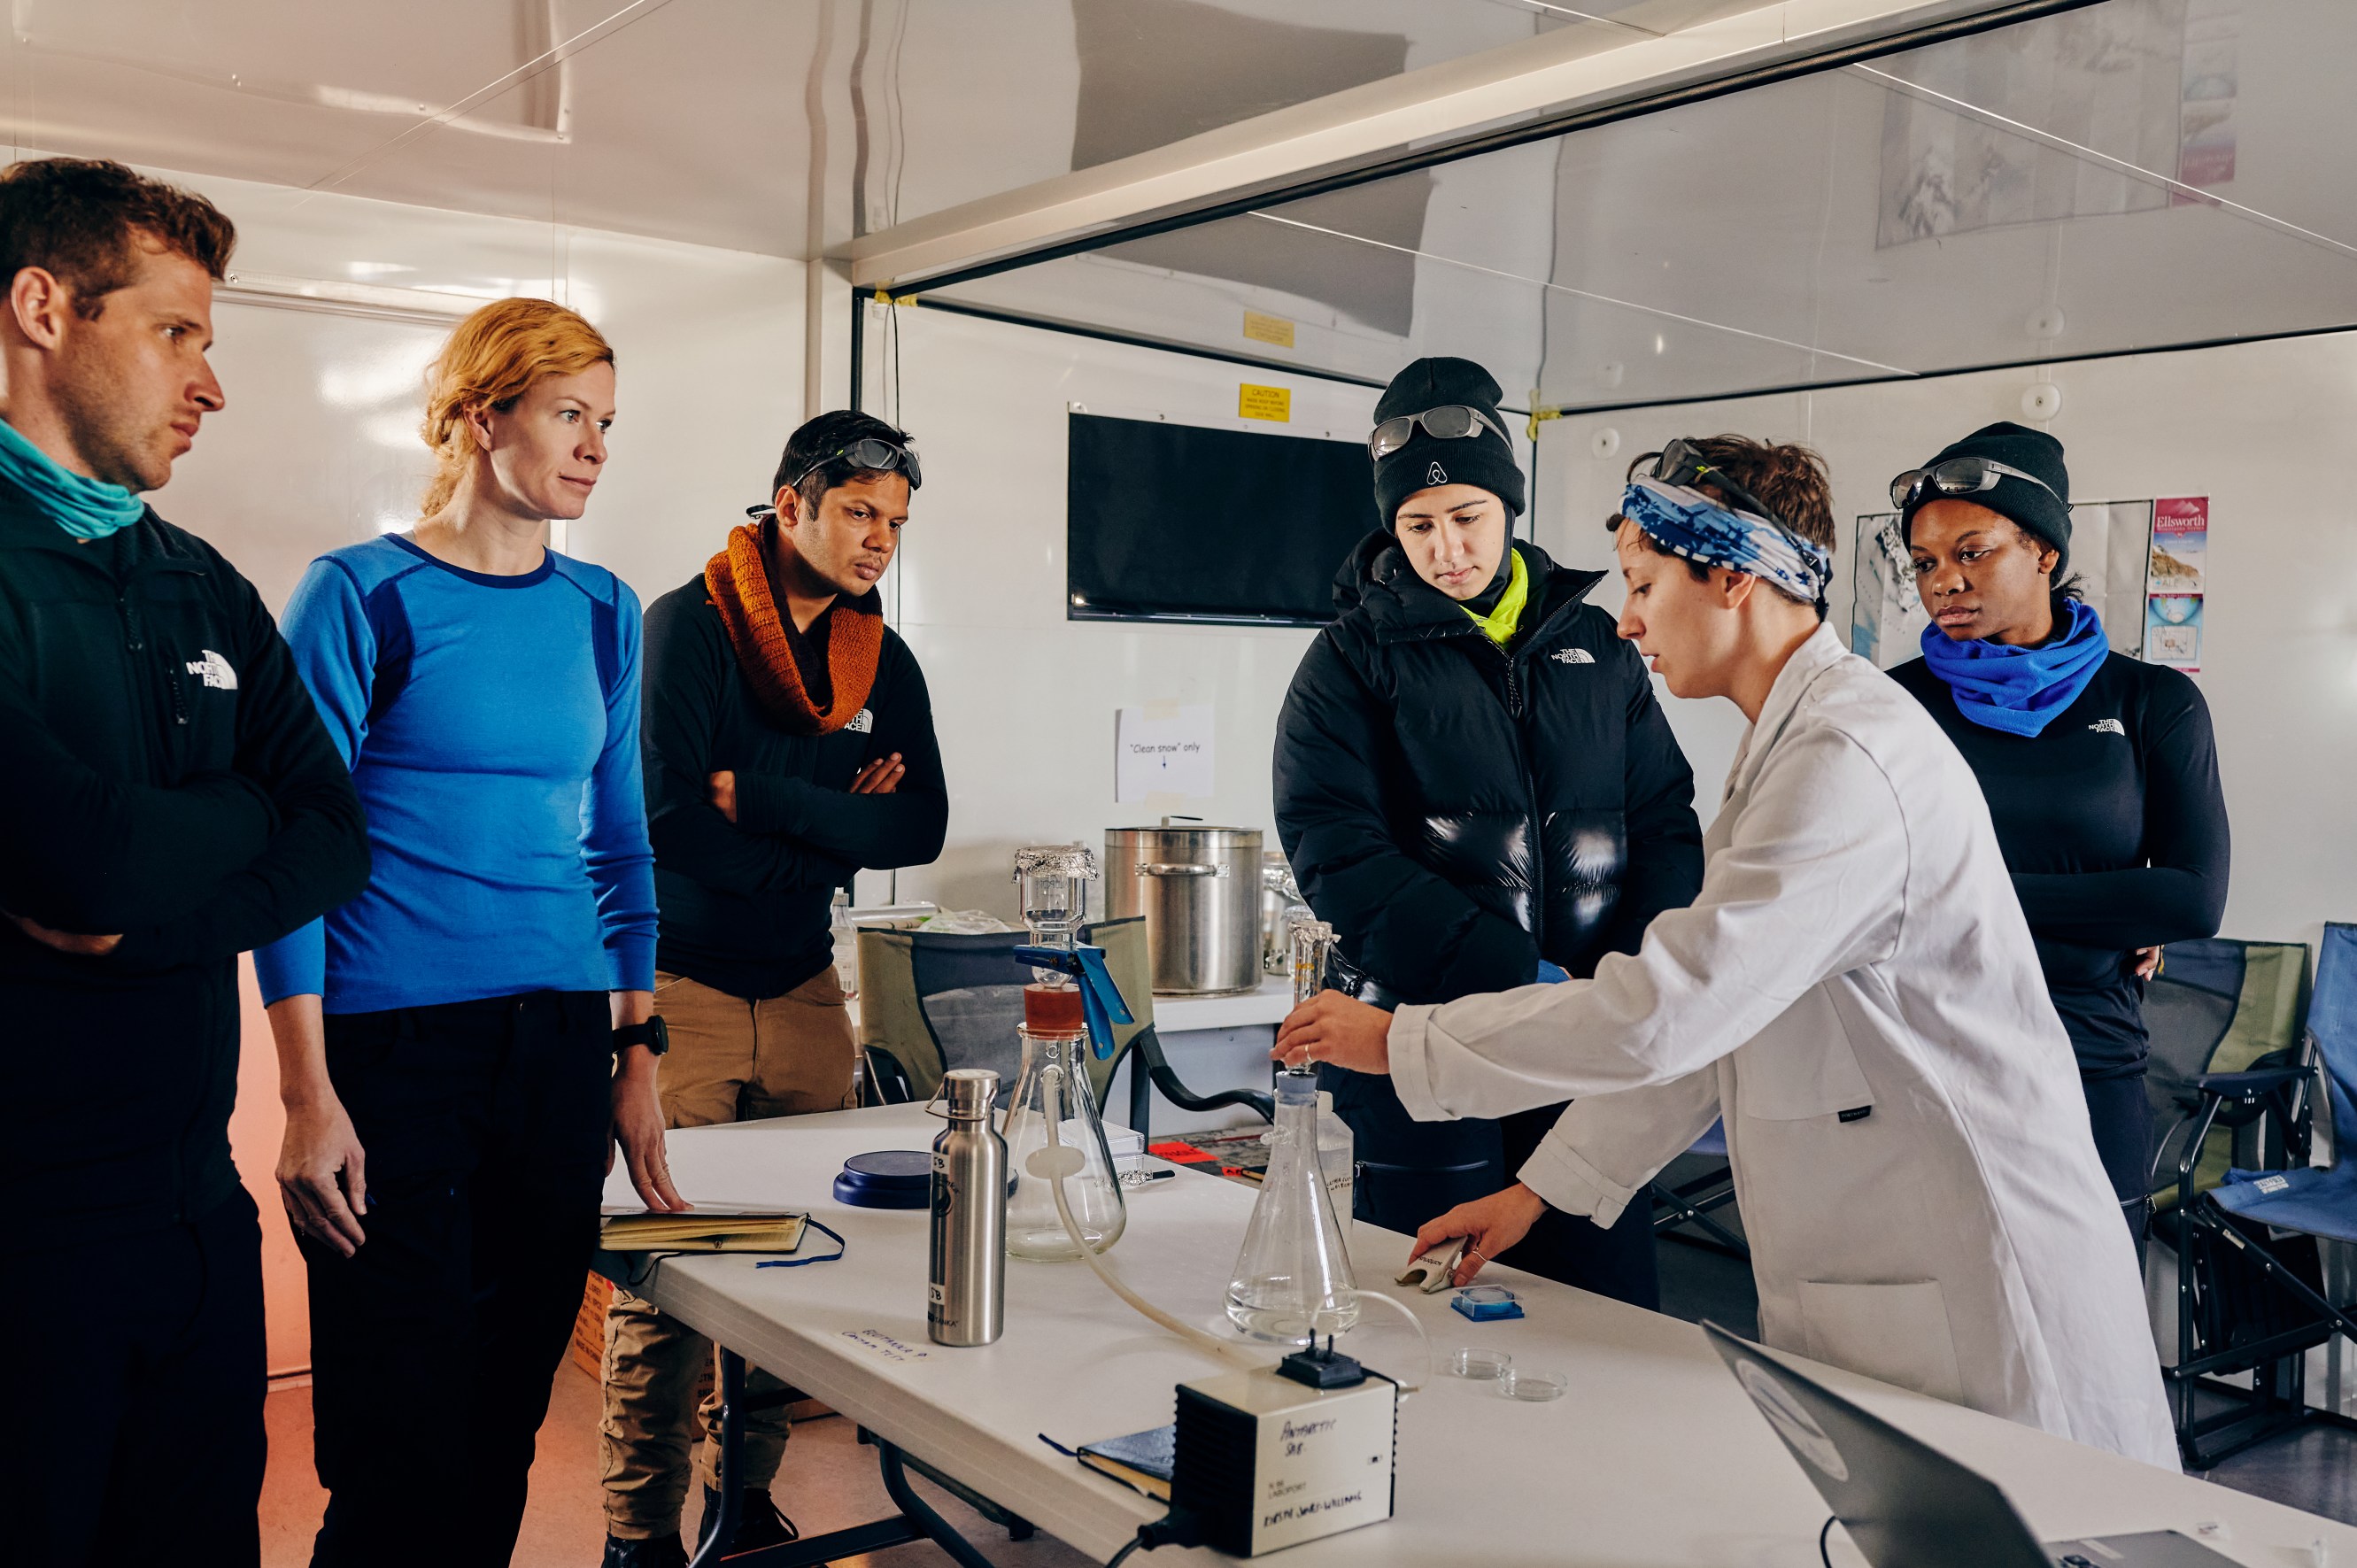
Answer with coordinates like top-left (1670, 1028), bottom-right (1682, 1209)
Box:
top-left (1496, 1368), bottom-right (1568, 1402)
top-left (1445, 1348), bottom-right (1512, 1380)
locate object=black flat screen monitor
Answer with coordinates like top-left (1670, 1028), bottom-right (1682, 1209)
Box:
top-left (1066, 412), bottom-right (1380, 626)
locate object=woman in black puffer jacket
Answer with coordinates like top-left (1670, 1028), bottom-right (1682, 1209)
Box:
top-left (1272, 356), bottom-right (1704, 1307)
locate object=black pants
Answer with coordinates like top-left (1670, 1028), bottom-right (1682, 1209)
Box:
top-left (1321, 1065), bottom-right (1659, 1310)
top-left (2082, 1069), bottom-right (2155, 1239)
top-left (304, 990), bottom-right (612, 1568)
top-left (4, 1188), bottom-right (265, 1567)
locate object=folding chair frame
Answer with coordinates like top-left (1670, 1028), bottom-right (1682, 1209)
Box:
top-left (2158, 1039), bottom-right (2357, 1468)
top-left (1650, 1159), bottom-right (1750, 1262)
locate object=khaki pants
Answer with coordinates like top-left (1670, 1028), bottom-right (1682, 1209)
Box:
top-left (599, 967), bottom-right (856, 1538)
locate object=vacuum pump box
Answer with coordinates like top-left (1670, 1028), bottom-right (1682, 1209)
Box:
top-left (1171, 1363), bottom-right (1397, 1556)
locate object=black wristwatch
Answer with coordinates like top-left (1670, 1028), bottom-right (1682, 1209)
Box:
top-left (613, 1016), bottom-right (669, 1057)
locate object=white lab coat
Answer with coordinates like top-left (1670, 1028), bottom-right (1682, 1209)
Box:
top-left (1388, 622), bottom-right (2176, 1467)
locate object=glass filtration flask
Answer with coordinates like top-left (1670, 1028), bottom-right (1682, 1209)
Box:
top-left (1002, 1023), bottom-right (1129, 1260)
top-left (1226, 1072), bottom-right (1359, 1342)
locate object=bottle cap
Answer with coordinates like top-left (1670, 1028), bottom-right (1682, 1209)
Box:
top-left (941, 1068), bottom-right (999, 1117)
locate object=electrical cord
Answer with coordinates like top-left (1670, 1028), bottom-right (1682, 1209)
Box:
top-left (1820, 1513), bottom-right (1838, 1566)
top-left (1105, 1509), bottom-right (1202, 1566)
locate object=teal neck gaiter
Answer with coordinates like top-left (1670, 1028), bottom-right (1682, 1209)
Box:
top-left (0, 415), bottom-right (144, 540)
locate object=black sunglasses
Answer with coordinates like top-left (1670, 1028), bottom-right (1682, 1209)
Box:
top-left (1606, 437), bottom-right (1789, 536)
top-left (1368, 405), bottom-right (1511, 461)
top-left (1889, 456), bottom-right (2059, 513)
top-left (757, 438), bottom-right (922, 515)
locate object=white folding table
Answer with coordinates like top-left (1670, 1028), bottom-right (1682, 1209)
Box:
top-left (601, 1103), bottom-right (2357, 1568)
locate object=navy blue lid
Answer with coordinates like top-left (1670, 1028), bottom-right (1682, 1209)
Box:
top-left (833, 1149), bottom-right (933, 1209)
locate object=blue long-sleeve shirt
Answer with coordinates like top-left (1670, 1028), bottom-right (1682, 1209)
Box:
top-left (254, 535), bottom-right (657, 1012)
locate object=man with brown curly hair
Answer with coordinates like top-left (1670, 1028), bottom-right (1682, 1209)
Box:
top-left (0, 158), bottom-right (369, 1565)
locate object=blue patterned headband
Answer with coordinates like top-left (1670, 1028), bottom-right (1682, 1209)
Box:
top-left (1619, 477), bottom-right (1831, 606)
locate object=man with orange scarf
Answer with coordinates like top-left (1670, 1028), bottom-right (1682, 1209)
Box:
top-left (603, 411), bottom-right (947, 1566)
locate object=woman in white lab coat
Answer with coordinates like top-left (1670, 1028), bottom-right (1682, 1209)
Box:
top-left (1274, 439), bottom-right (2177, 1467)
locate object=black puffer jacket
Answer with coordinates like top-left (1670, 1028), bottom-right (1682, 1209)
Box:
top-left (1274, 534), bottom-right (1703, 1004)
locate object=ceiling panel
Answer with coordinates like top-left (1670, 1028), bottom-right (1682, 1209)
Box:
top-left (923, 0), bottom-right (2357, 415)
top-left (0, 0), bottom-right (1628, 260)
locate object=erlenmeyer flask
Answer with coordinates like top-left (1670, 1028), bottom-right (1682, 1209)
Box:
top-left (1002, 1023), bottom-right (1128, 1260)
top-left (1226, 1072), bottom-right (1358, 1341)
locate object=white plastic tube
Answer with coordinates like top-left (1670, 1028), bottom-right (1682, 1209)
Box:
top-left (1039, 1066), bottom-right (1262, 1367)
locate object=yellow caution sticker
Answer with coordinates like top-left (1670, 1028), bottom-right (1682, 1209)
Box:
top-left (1242, 310), bottom-right (1295, 348)
top-left (1239, 383), bottom-right (1291, 422)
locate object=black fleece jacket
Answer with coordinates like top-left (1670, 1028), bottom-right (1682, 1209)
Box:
top-left (641, 570), bottom-right (947, 999)
top-left (0, 486), bottom-right (371, 1247)
top-left (1273, 534), bottom-right (1704, 1004)
top-left (1890, 650), bottom-right (2229, 1074)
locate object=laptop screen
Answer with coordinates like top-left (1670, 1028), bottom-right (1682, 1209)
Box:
top-left (1702, 1322), bottom-right (2053, 1568)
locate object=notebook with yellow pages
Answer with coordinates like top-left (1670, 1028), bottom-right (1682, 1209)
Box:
top-left (599, 1211), bottom-right (809, 1254)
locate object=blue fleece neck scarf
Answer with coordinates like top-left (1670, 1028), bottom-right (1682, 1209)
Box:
top-left (1920, 596), bottom-right (2107, 737)
top-left (0, 415), bottom-right (144, 540)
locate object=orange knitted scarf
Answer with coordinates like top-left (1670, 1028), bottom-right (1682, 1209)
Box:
top-left (704, 523), bottom-right (884, 736)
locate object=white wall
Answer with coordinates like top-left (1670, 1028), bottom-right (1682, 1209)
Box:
top-left (149, 164), bottom-right (806, 614)
top-left (868, 302), bottom-right (1381, 917)
top-left (1530, 330), bottom-right (2357, 950)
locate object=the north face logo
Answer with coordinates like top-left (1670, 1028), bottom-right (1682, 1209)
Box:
top-left (847, 708), bottom-right (874, 733)
top-left (1550, 647), bottom-right (1596, 665)
top-left (185, 649), bottom-right (237, 690)
top-left (1426, 461), bottom-right (1447, 485)
top-left (2088, 718), bottom-right (2125, 736)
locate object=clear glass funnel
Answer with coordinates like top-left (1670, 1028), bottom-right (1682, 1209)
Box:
top-left (1225, 1073), bottom-right (1358, 1341)
top-left (1287, 914), bottom-right (1335, 1008)
top-left (1014, 843), bottom-right (1096, 956)
top-left (1002, 1024), bottom-right (1128, 1260)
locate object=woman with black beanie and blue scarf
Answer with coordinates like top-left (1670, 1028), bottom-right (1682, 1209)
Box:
top-left (1886, 422), bottom-right (2229, 1234)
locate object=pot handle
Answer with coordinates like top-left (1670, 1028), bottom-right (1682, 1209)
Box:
top-left (1138, 861), bottom-right (1227, 878)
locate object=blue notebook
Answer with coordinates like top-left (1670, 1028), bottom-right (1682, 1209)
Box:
top-left (1078, 1425), bottom-right (1176, 1500)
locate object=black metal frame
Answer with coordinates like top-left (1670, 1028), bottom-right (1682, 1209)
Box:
top-left (689, 1349), bottom-right (1031, 1568)
top-left (2154, 1038), bottom-right (2357, 1468)
top-left (1650, 1159), bottom-right (1749, 1262)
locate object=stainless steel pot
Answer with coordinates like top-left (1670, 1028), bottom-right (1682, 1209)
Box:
top-left (1105, 822), bottom-right (1264, 995)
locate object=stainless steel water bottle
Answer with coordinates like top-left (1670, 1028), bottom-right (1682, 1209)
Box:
top-left (929, 1068), bottom-right (1006, 1347)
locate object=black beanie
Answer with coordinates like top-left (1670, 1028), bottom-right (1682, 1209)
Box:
top-left (1901, 421), bottom-right (2072, 574)
top-left (1371, 356), bottom-right (1526, 528)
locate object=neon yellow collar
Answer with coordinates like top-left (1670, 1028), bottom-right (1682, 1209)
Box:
top-left (1461, 549), bottom-right (1528, 645)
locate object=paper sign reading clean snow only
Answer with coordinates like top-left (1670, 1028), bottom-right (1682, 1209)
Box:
top-left (1116, 705), bottom-right (1213, 802)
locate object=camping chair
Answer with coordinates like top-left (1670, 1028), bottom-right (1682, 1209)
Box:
top-left (856, 921), bottom-right (1271, 1132)
top-left (855, 929), bottom-right (1069, 1107)
top-left (1649, 1121), bottom-right (1749, 1262)
top-left (2147, 931), bottom-right (2348, 1467)
top-left (1082, 915), bottom-right (1274, 1138)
